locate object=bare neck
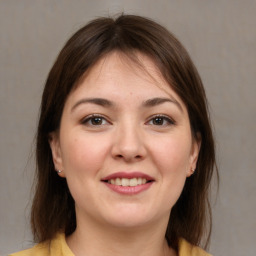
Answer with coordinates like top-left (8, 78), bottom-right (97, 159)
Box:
top-left (66, 216), bottom-right (177, 256)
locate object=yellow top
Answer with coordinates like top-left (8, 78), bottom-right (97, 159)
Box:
top-left (9, 233), bottom-right (212, 256)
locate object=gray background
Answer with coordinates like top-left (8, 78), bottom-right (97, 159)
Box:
top-left (1, 0), bottom-right (255, 255)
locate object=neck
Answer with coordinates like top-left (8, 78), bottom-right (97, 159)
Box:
top-left (66, 214), bottom-right (177, 256)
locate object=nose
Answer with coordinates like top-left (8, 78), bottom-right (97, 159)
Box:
top-left (111, 122), bottom-right (146, 162)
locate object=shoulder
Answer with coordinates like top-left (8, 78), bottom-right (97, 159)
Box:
top-left (8, 242), bottom-right (50, 256)
top-left (9, 233), bottom-right (74, 256)
top-left (178, 238), bottom-right (212, 256)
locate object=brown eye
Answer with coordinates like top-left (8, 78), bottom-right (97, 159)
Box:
top-left (91, 117), bottom-right (104, 125)
top-left (147, 115), bottom-right (175, 126)
top-left (152, 117), bottom-right (165, 125)
top-left (81, 115), bottom-right (109, 126)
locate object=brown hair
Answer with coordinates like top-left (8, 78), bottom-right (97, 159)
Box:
top-left (32, 14), bottom-right (217, 250)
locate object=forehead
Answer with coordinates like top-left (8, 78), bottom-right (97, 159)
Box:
top-left (77, 52), bottom-right (169, 91)
top-left (67, 51), bottom-right (185, 109)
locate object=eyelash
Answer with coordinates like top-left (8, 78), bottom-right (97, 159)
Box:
top-left (81, 114), bottom-right (175, 127)
top-left (81, 114), bottom-right (110, 126)
top-left (146, 115), bottom-right (176, 126)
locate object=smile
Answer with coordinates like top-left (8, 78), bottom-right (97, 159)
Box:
top-left (102, 172), bottom-right (154, 195)
top-left (107, 177), bottom-right (148, 186)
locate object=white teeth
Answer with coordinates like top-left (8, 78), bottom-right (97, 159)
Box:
top-left (121, 178), bottom-right (129, 186)
top-left (116, 178), bottom-right (121, 185)
top-left (107, 177), bottom-right (148, 186)
top-left (129, 178), bottom-right (137, 187)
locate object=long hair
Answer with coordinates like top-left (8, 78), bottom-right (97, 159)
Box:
top-left (31, 14), bottom-right (217, 250)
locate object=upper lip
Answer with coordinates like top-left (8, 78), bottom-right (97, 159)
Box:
top-left (101, 172), bottom-right (154, 181)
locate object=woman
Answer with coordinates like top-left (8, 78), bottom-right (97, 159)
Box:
top-left (11, 14), bottom-right (217, 256)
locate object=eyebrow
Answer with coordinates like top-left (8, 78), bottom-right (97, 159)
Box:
top-left (71, 97), bottom-right (183, 112)
top-left (71, 98), bottom-right (114, 112)
top-left (143, 97), bottom-right (183, 111)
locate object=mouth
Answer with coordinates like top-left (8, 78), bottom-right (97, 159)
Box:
top-left (103, 177), bottom-right (153, 187)
top-left (101, 172), bottom-right (155, 189)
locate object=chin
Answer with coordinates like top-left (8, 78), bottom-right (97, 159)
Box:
top-left (100, 207), bottom-right (157, 229)
top-left (106, 217), bottom-right (150, 229)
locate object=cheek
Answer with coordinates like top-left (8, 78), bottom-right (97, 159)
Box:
top-left (61, 133), bottom-right (111, 176)
top-left (153, 136), bottom-right (192, 209)
top-left (152, 135), bottom-right (192, 174)
top-left (60, 133), bottom-right (111, 204)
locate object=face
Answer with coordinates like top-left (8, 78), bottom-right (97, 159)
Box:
top-left (50, 52), bottom-right (200, 230)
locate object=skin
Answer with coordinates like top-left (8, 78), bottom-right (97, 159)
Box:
top-left (50, 52), bottom-right (201, 256)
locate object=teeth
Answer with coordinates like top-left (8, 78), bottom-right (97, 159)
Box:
top-left (116, 178), bottom-right (121, 185)
top-left (129, 178), bottom-right (137, 187)
top-left (121, 178), bottom-right (129, 186)
top-left (108, 178), bottom-right (148, 186)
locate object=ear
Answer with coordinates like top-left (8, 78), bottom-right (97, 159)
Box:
top-left (48, 132), bottom-right (65, 177)
top-left (187, 133), bottom-right (201, 177)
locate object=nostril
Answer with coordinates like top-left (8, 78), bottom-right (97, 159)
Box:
top-left (115, 154), bottom-right (142, 160)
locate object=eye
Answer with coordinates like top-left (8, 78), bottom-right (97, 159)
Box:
top-left (81, 114), bottom-right (110, 126)
top-left (147, 115), bottom-right (175, 126)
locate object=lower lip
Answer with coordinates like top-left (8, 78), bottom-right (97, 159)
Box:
top-left (104, 182), bottom-right (153, 195)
